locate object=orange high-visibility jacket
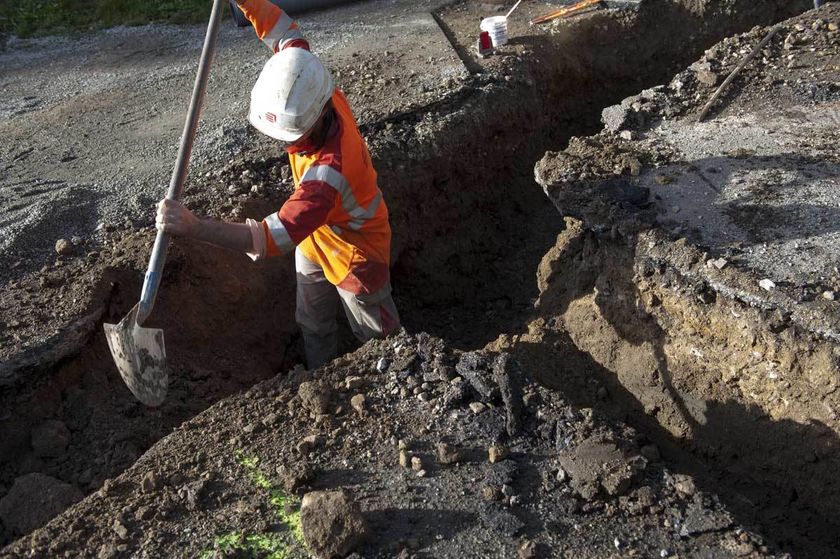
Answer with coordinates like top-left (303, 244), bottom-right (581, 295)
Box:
top-left (238, 0), bottom-right (391, 295)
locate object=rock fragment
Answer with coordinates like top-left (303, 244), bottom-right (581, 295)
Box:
top-left (519, 539), bottom-right (538, 558)
top-left (673, 474), bottom-right (696, 498)
top-left (141, 471), bottom-right (161, 493)
top-left (112, 519), bottom-right (129, 539)
top-left (488, 445), bottom-right (508, 464)
top-left (345, 376), bottom-right (365, 390)
top-left (456, 352), bottom-right (499, 401)
top-left (399, 450), bottom-right (411, 468)
top-left (469, 402), bottom-right (487, 414)
top-left (300, 490), bottom-right (367, 559)
top-left (298, 382), bottom-right (332, 415)
top-left (759, 278), bottom-right (776, 291)
top-left (0, 473), bottom-right (83, 536)
top-left (435, 443), bottom-right (464, 465)
top-left (709, 257), bottom-right (728, 270)
top-left (558, 439), bottom-right (646, 499)
top-left (441, 379), bottom-right (469, 409)
top-left (492, 353), bottom-right (526, 436)
top-left (55, 238), bottom-right (73, 256)
top-left (482, 485), bottom-right (504, 501)
top-left (679, 502), bottom-right (733, 536)
top-left (350, 394), bottom-right (366, 415)
top-left (297, 435), bottom-right (323, 456)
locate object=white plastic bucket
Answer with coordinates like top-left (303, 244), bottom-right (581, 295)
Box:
top-left (480, 16), bottom-right (508, 48)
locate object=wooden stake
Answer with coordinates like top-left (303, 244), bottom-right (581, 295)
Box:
top-left (530, 0), bottom-right (601, 25)
top-left (697, 25), bottom-right (781, 122)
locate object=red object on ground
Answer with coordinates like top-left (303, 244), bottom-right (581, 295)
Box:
top-left (478, 31), bottom-right (493, 55)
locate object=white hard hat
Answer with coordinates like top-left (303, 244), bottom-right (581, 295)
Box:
top-left (248, 48), bottom-right (335, 143)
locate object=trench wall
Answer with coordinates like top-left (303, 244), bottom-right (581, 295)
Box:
top-left (517, 218), bottom-right (840, 553)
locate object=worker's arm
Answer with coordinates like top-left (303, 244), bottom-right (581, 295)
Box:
top-left (234, 0), bottom-right (310, 52)
top-left (156, 199), bottom-right (256, 255)
top-left (157, 175), bottom-right (339, 260)
top-left (258, 180), bottom-right (338, 258)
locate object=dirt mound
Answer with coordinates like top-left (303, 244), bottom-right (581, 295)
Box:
top-left (2, 333), bottom-right (775, 558)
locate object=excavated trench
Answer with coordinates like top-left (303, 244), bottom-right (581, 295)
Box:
top-left (0, 0), bottom-right (829, 554)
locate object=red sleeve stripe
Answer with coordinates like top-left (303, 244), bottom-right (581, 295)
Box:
top-left (278, 180), bottom-right (337, 245)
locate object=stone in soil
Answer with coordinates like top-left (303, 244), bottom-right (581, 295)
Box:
top-left (350, 394), bottom-right (366, 415)
top-left (298, 381), bottom-right (332, 415)
top-left (558, 439), bottom-right (646, 500)
top-left (30, 419), bottom-right (71, 457)
top-left (54, 238), bottom-right (73, 256)
top-left (488, 445), bottom-right (509, 464)
top-left (456, 351), bottom-right (500, 401)
top-left (141, 471), bottom-right (161, 493)
top-left (300, 490), bottom-right (367, 559)
top-left (436, 442), bottom-right (464, 465)
top-left (492, 353), bottom-right (527, 436)
top-left (679, 502), bottom-right (734, 536)
top-left (0, 473), bottom-right (83, 536)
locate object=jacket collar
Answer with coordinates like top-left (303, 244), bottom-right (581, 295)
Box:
top-left (286, 109), bottom-right (339, 155)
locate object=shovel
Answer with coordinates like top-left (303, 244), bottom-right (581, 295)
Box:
top-left (104, 0), bottom-right (226, 407)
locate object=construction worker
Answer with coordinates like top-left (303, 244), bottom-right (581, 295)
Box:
top-left (156, 0), bottom-right (400, 368)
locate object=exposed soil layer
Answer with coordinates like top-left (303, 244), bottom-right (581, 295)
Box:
top-left (0, 0), bottom-right (830, 555)
top-left (528, 4), bottom-right (840, 556)
top-left (2, 333), bottom-right (780, 558)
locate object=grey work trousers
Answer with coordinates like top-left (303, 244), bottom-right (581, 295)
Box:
top-left (295, 248), bottom-right (400, 369)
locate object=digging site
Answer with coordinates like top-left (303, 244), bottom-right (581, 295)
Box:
top-left (1, 0), bottom-right (839, 557)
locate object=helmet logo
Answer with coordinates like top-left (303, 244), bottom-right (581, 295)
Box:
top-left (265, 112), bottom-right (276, 123)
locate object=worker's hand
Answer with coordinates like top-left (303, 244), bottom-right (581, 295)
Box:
top-left (156, 199), bottom-right (199, 238)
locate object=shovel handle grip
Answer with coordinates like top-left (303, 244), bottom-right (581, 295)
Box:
top-left (136, 0), bottom-right (225, 326)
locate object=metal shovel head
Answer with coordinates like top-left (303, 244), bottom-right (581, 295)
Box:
top-left (103, 304), bottom-right (168, 407)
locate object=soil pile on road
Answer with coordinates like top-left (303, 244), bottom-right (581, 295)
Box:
top-left (2, 332), bottom-right (775, 558)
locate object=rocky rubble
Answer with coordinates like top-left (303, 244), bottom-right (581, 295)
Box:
top-left (4, 331), bottom-right (778, 557)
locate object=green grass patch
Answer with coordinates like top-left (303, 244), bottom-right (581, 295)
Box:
top-left (200, 452), bottom-right (306, 559)
top-left (201, 532), bottom-right (291, 559)
top-left (0, 0), bottom-right (222, 38)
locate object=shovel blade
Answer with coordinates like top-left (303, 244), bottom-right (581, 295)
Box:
top-left (103, 304), bottom-right (168, 407)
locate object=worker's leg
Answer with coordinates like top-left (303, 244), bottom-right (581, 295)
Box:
top-left (295, 249), bottom-right (340, 369)
top-left (337, 282), bottom-right (401, 343)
